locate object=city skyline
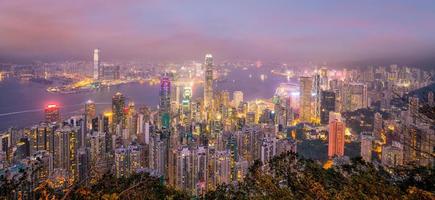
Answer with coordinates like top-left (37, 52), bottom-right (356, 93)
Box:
top-left (0, 1), bottom-right (435, 66)
top-left (0, 1), bottom-right (434, 199)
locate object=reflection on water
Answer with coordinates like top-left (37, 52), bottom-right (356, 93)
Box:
top-left (0, 68), bottom-right (295, 130)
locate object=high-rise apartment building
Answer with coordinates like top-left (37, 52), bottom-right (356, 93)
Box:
top-left (300, 76), bottom-right (313, 122)
top-left (328, 112), bottom-right (345, 158)
top-left (320, 90), bottom-right (335, 125)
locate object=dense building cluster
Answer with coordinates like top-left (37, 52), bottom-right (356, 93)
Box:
top-left (0, 53), bottom-right (434, 198)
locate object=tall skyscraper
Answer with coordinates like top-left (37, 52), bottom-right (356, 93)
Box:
top-left (85, 100), bottom-right (96, 129)
top-left (313, 73), bottom-right (321, 123)
top-left (320, 90), bottom-right (336, 125)
top-left (233, 91), bottom-right (243, 107)
top-left (328, 112), bottom-right (345, 158)
top-left (319, 67), bottom-right (329, 90)
top-left (93, 48), bottom-right (100, 80)
top-left (112, 92), bottom-right (126, 127)
top-left (373, 112), bottom-right (383, 141)
top-left (300, 76), bottom-right (313, 122)
top-left (160, 73), bottom-right (171, 128)
top-left (45, 104), bottom-right (60, 123)
top-left (204, 54), bottom-right (213, 112)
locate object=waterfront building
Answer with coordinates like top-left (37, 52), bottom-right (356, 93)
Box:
top-left (93, 48), bottom-right (100, 80)
top-left (44, 104), bottom-right (60, 123)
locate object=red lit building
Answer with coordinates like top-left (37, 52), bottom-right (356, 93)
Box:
top-left (328, 117), bottom-right (345, 158)
top-left (44, 104), bottom-right (60, 123)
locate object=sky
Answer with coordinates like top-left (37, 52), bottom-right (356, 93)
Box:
top-left (0, 0), bottom-right (435, 66)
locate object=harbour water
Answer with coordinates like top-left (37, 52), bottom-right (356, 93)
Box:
top-left (0, 67), bottom-right (292, 130)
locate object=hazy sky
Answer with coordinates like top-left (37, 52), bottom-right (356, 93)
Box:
top-left (1, 0), bottom-right (435, 66)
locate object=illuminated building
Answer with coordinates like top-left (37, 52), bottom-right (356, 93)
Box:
top-left (77, 148), bottom-right (89, 183)
top-left (159, 73), bottom-right (171, 128)
top-left (210, 150), bottom-right (231, 186)
top-left (345, 83), bottom-right (368, 111)
top-left (408, 96), bottom-right (419, 123)
top-left (33, 150), bottom-right (52, 182)
top-left (320, 90), bottom-right (336, 125)
top-left (112, 92), bottom-right (126, 127)
top-left (360, 132), bottom-right (373, 162)
top-left (44, 104), bottom-right (60, 123)
top-left (114, 147), bottom-right (129, 178)
top-left (30, 123), bottom-right (53, 153)
top-left (274, 83), bottom-right (299, 110)
top-left (85, 100), bottom-right (96, 129)
top-left (93, 48), bottom-right (100, 80)
top-left (0, 132), bottom-right (11, 160)
top-left (193, 146), bottom-right (208, 196)
top-left (403, 124), bottom-right (434, 167)
top-left (328, 113), bottom-right (345, 158)
top-left (101, 65), bottom-right (120, 80)
top-left (319, 67), bottom-right (329, 90)
top-left (260, 137), bottom-right (276, 164)
top-left (382, 142), bottom-right (403, 167)
top-left (299, 76), bottom-right (313, 122)
top-left (373, 112), bottom-right (383, 141)
top-left (233, 91), bottom-right (243, 108)
top-left (204, 54), bottom-right (213, 114)
top-left (13, 138), bottom-right (30, 161)
top-left (174, 147), bottom-right (193, 192)
top-left (53, 126), bottom-right (78, 181)
top-left (276, 138), bottom-right (297, 155)
top-left (313, 73), bottom-right (321, 123)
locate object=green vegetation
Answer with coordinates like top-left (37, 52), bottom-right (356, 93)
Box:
top-left (2, 153), bottom-right (433, 199)
top-left (206, 152), bottom-right (434, 200)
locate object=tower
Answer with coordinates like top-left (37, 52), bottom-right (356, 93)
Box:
top-left (204, 54), bottom-right (213, 112)
top-left (320, 90), bottom-right (336, 125)
top-left (373, 112), bottom-right (383, 141)
top-left (299, 76), bottom-right (313, 122)
top-left (93, 48), bottom-right (100, 80)
top-left (112, 92), bottom-right (126, 127)
top-left (160, 73), bottom-right (171, 128)
top-left (313, 73), bottom-right (321, 123)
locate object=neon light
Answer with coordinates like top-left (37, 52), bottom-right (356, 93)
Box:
top-left (47, 104), bottom-right (57, 108)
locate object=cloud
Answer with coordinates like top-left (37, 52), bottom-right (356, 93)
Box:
top-left (0, 1), bottom-right (434, 65)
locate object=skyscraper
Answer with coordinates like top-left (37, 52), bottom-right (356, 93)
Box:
top-left (320, 90), bottom-right (335, 125)
top-left (328, 112), bottom-right (345, 158)
top-left (300, 76), bottom-right (313, 122)
top-left (93, 48), bottom-right (100, 80)
top-left (112, 92), bottom-right (126, 127)
top-left (233, 91), bottom-right (243, 107)
top-left (373, 112), bottom-right (383, 141)
top-left (360, 132), bottom-right (373, 162)
top-left (160, 73), bottom-right (171, 128)
top-left (346, 83), bottom-right (368, 111)
top-left (85, 100), bottom-right (96, 129)
top-left (313, 73), bottom-right (321, 123)
top-left (204, 54), bottom-right (213, 112)
top-left (45, 104), bottom-right (60, 123)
